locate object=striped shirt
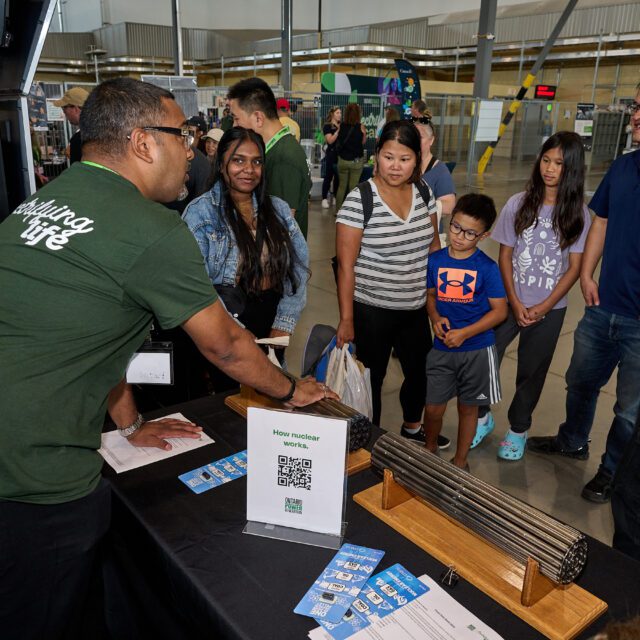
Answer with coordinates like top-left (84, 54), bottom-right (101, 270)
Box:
top-left (336, 179), bottom-right (437, 310)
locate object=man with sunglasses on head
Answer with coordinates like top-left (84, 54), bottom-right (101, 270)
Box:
top-left (410, 98), bottom-right (432, 121)
top-left (0, 78), bottom-right (330, 639)
top-left (529, 84), bottom-right (640, 511)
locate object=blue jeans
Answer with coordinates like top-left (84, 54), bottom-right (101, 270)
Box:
top-left (558, 306), bottom-right (640, 475)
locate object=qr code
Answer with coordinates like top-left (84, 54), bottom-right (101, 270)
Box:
top-left (277, 455), bottom-right (312, 490)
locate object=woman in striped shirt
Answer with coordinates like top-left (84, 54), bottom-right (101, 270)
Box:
top-left (336, 120), bottom-right (444, 444)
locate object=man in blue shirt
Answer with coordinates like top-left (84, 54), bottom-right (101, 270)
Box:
top-left (529, 85), bottom-right (640, 507)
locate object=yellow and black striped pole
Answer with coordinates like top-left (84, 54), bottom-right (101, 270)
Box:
top-left (477, 0), bottom-right (578, 175)
top-left (478, 73), bottom-right (536, 175)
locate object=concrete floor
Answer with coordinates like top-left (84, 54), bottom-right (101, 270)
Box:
top-left (286, 177), bottom-right (616, 546)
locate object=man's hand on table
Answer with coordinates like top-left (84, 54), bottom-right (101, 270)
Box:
top-left (285, 377), bottom-right (339, 408)
top-left (128, 418), bottom-right (203, 450)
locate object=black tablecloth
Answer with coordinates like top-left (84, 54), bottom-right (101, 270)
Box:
top-left (104, 395), bottom-right (640, 640)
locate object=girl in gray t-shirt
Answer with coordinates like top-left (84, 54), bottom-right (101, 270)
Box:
top-left (473, 131), bottom-right (592, 461)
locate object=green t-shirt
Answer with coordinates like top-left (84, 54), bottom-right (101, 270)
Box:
top-left (0, 162), bottom-right (217, 504)
top-left (265, 132), bottom-right (312, 238)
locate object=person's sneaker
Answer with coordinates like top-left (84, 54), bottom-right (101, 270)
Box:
top-left (399, 425), bottom-right (450, 449)
top-left (321, 198), bottom-right (330, 209)
top-left (581, 469), bottom-right (613, 503)
top-left (400, 425), bottom-right (425, 442)
top-left (527, 435), bottom-right (589, 460)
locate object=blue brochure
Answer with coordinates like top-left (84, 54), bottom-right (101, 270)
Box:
top-left (294, 543), bottom-right (385, 624)
top-left (179, 450), bottom-right (248, 494)
top-left (318, 563), bottom-right (429, 639)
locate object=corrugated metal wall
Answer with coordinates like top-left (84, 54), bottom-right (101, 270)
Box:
top-left (372, 3), bottom-right (640, 48)
top-left (41, 32), bottom-right (95, 59)
top-left (41, 3), bottom-right (640, 61)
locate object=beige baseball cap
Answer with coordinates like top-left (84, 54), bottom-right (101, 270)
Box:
top-left (203, 128), bottom-right (224, 142)
top-left (53, 87), bottom-right (90, 108)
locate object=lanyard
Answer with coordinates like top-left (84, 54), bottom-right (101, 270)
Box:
top-left (81, 160), bottom-right (119, 175)
top-left (265, 126), bottom-right (291, 155)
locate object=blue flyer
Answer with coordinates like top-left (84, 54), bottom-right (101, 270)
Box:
top-left (294, 543), bottom-right (385, 624)
top-left (317, 563), bottom-right (429, 639)
top-left (179, 450), bottom-right (248, 494)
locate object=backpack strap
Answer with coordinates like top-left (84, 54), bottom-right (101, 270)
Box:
top-left (424, 155), bottom-right (437, 173)
top-left (415, 179), bottom-right (434, 209)
top-left (356, 180), bottom-right (374, 229)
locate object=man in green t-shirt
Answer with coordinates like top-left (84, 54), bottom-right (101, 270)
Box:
top-left (0, 78), bottom-right (330, 638)
top-left (228, 77), bottom-right (312, 238)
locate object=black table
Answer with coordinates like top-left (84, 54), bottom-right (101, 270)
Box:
top-left (104, 395), bottom-right (640, 640)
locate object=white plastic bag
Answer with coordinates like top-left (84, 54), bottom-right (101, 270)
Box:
top-left (325, 345), bottom-right (373, 419)
top-left (325, 344), bottom-right (348, 396)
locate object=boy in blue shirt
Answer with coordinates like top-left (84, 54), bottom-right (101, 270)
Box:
top-left (425, 194), bottom-right (508, 471)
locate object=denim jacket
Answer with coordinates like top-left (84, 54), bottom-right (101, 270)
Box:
top-left (182, 181), bottom-right (309, 334)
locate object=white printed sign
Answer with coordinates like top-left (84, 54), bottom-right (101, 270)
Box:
top-left (475, 100), bottom-right (503, 142)
top-left (126, 351), bottom-right (172, 384)
top-left (246, 408), bottom-right (348, 537)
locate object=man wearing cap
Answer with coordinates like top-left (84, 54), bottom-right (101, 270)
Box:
top-left (228, 78), bottom-right (311, 238)
top-left (202, 128), bottom-right (224, 164)
top-left (277, 98), bottom-right (301, 142)
top-left (53, 86), bottom-right (90, 164)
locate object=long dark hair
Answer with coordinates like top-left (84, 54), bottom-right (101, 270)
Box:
top-left (211, 127), bottom-right (305, 296)
top-left (376, 120), bottom-right (422, 184)
top-left (514, 131), bottom-right (585, 249)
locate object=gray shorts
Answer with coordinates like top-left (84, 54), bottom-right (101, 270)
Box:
top-left (426, 346), bottom-right (501, 406)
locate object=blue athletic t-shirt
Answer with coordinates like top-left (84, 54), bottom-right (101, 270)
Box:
top-left (588, 149), bottom-right (640, 319)
top-left (427, 247), bottom-right (506, 352)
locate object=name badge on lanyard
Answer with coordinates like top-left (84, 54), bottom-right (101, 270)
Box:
top-left (126, 341), bottom-right (174, 385)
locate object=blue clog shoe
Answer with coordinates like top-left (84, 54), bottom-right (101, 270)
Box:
top-left (470, 412), bottom-right (495, 449)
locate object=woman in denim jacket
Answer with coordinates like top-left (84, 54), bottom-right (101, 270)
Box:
top-left (183, 127), bottom-right (309, 388)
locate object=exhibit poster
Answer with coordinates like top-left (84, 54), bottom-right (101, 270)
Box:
top-left (319, 72), bottom-right (389, 148)
top-left (246, 408), bottom-right (348, 536)
top-left (394, 59), bottom-right (422, 119)
top-left (28, 82), bottom-right (48, 131)
top-left (575, 102), bottom-right (595, 151)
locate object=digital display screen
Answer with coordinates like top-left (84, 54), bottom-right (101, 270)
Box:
top-left (535, 85), bottom-right (557, 100)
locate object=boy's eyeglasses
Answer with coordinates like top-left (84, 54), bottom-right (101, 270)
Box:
top-left (127, 126), bottom-right (194, 149)
top-left (449, 220), bottom-right (483, 241)
top-left (411, 116), bottom-right (431, 124)
top-left (627, 103), bottom-right (640, 115)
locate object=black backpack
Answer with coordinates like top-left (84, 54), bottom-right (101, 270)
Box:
top-left (331, 179), bottom-right (434, 281)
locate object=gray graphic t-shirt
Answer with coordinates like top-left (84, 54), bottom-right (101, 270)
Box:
top-left (491, 192), bottom-right (591, 309)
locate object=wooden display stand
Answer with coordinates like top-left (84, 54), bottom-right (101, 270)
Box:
top-left (353, 469), bottom-right (607, 640)
top-left (225, 385), bottom-right (371, 476)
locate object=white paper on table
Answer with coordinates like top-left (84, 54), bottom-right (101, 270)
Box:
top-left (99, 412), bottom-right (214, 474)
top-left (343, 574), bottom-right (503, 640)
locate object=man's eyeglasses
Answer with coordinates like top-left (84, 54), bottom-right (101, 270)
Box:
top-left (411, 115), bottom-right (431, 124)
top-left (626, 103), bottom-right (640, 115)
top-left (131, 126), bottom-right (194, 149)
top-left (449, 220), bottom-right (483, 241)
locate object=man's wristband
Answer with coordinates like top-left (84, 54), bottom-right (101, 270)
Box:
top-left (117, 412), bottom-right (144, 438)
top-left (273, 372), bottom-right (297, 403)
